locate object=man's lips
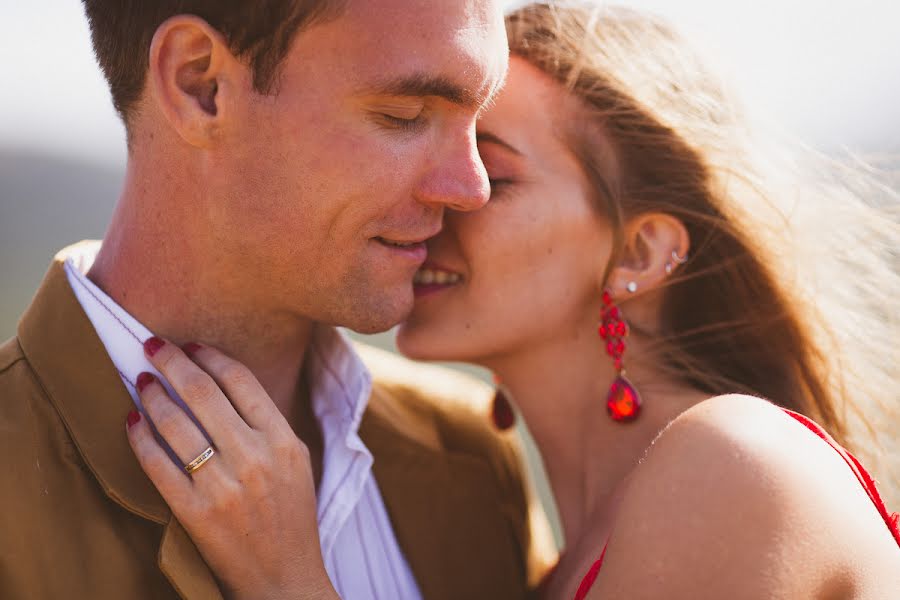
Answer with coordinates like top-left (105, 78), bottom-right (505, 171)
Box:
top-left (372, 237), bottom-right (429, 264)
top-left (374, 225), bottom-right (441, 248)
top-left (374, 236), bottom-right (427, 248)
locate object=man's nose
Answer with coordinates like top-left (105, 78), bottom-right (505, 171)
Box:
top-left (415, 130), bottom-right (490, 212)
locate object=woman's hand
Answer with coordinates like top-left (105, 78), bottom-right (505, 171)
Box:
top-left (125, 337), bottom-right (338, 600)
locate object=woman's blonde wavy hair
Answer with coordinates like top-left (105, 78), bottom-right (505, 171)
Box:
top-left (506, 2), bottom-right (899, 501)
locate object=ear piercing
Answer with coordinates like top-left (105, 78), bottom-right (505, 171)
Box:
top-left (665, 250), bottom-right (689, 276)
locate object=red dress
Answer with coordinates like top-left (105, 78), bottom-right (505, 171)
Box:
top-left (569, 408), bottom-right (900, 600)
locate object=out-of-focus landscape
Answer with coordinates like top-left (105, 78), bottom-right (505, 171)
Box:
top-left (2, 1), bottom-right (898, 545)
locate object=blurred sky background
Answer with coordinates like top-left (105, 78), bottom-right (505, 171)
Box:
top-left (3, 0), bottom-right (900, 168)
top-left (1, 0), bottom-right (898, 548)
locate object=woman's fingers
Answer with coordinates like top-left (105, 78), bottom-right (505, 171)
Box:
top-left (181, 343), bottom-right (287, 435)
top-left (125, 408), bottom-right (194, 505)
top-left (136, 372), bottom-right (223, 478)
top-left (124, 341), bottom-right (331, 599)
top-left (142, 337), bottom-right (252, 444)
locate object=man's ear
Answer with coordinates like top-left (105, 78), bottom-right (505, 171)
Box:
top-left (607, 212), bottom-right (690, 296)
top-left (147, 15), bottom-right (241, 148)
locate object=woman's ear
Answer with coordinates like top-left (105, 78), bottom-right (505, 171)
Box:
top-left (607, 212), bottom-right (690, 296)
top-left (147, 15), bottom-right (241, 148)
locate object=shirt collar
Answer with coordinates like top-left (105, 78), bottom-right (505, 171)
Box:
top-left (63, 243), bottom-right (181, 412)
top-left (305, 324), bottom-right (375, 555)
top-left (63, 245), bottom-right (210, 463)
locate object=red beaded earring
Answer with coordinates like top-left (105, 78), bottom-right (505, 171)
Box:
top-left (491, 375), bottom-right (515, 431)
top-left (598, 290), bottom-right (642, 423)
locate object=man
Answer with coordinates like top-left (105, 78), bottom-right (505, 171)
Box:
top-left (0, 1), bottom-right (552, 598)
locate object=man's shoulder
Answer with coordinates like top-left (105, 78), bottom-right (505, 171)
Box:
top-left (0, 335), bottom-right (26, 375)
top-left (0, 336), bottom-right (38, 404)
top-left (0, 335), bottom-right (50, 428)
top-left (354, 342), bottom-right (560, 587)
top-left (0, 335), bottom-right (66, 479)
top-left (354, 341), bottom-right (507, 459)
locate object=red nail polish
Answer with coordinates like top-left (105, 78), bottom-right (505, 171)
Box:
top-left (127, 409), bottom-right (142, 429)
top-left (144, 336), bottom-right (165, 357)
top-left (136, 372), bottom-right (156, 393)
top-left (182, 342), bottom-right (203, 357)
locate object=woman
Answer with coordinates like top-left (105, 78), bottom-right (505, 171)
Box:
top-left (126, 2), bottom-right (900, 598)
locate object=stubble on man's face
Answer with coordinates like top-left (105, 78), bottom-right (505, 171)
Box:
top-left (211, 0), bottom-right (509, 334)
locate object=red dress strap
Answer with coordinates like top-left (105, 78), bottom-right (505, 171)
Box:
top-left (573, 546), bottom-right (606, 600)
top-left (780, 408), bottom-right (900, 546)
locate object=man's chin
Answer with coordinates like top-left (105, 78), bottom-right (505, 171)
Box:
top-left (348, 319), bottom-right (400, 336)
top-left (342, 289), bottom-right (414, 335)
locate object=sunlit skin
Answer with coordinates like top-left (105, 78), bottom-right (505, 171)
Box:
top-left (396, 57), bottom-right (900, 598)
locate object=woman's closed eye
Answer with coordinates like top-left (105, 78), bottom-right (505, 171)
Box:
top-left (478, 134), bottom-right (522, 199)
top-left (488, 178), bottom-right (514, 194)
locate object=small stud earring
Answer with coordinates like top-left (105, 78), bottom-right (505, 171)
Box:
top-left (626, 281), bottom-right (638, 293)
top-left (665, 263), bottom-right (673, 275)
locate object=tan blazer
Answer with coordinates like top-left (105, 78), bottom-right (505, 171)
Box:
top-left (0, 252), bottom-right (554, 599)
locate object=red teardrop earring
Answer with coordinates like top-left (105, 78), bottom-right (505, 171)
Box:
top-left (599, 290), bottom-right (642, 423)
top-left (491, 374), bottom-right (516, 431)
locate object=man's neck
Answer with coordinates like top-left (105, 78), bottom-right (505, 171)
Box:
top-left (89, 235), bottom-right (326, 486)
top-left (87, 214), bottom-right (314, 421)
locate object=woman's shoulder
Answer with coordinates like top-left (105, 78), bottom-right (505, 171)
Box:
top-left (628, 394), bottom-right (844, 525)
top-left (588, 394), bottom-right (900, 598)
top-left (665, 392), bottom-right (811, 442)
top-left (638, 394), bottom-right (892, 536)
top-left (648, 394), bottom-right (855, 487)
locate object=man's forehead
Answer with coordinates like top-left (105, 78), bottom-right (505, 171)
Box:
top-left (337, 0), bottom-right (508, 97)
top-left (342, 0), bottom-right (499, 27)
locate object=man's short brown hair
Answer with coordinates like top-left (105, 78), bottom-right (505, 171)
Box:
top-left (81, 1), bottom-right (343, 122)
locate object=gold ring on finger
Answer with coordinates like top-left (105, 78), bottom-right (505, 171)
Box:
top-left (184, 446), bottom-right (216, 474)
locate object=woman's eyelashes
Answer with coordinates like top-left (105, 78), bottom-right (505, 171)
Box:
top-left (479, 147), bottom-right (519, 198)
top-left (488, 178), bottom-right (514, 197)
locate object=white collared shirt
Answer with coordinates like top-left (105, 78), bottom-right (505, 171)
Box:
top-left (64, 246), bottom-right (422, 600)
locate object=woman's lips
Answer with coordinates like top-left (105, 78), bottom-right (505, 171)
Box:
top-left (413, 263), bottom-right (463, 297)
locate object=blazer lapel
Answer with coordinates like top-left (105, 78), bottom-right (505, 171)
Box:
top-left (17, 247), bottom-right (222, 600)
top-left (360, 388), bottom-right (526, 600)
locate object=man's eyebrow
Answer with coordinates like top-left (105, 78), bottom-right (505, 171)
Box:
top-left (366, 74), bottom-right (486, 109)
top-left (476, 131), bottom-right (523, 156)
